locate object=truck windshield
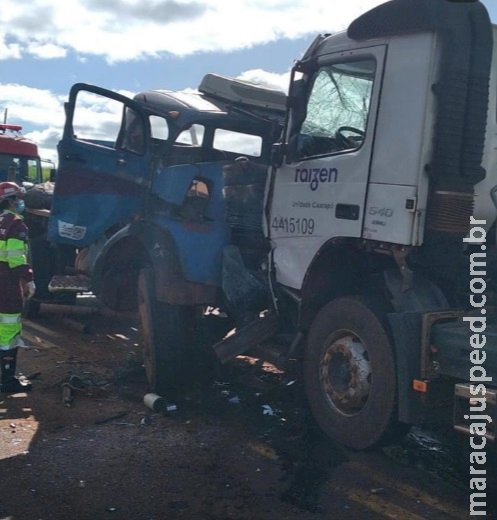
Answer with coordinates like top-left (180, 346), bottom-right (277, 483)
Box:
top-left (0, 153), bottom-right (42, 184)
top-left (294, 58), bottom-right (376, 158)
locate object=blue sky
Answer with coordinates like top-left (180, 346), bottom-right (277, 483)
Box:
top-left (1, 0), bottom-right (496, 163)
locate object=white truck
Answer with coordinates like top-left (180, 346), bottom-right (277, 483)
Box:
top-left (216, 0), bottom-right (497, 450)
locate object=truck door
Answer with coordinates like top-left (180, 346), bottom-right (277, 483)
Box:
top-left (269, 45), bottom-right (386, 289)
top-left (48, 84), bottom-right (152, 248)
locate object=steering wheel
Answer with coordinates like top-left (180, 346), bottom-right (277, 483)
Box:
top-left (335, 126), bottom-right (365, 149)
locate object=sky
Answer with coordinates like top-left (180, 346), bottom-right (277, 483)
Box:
top-left (1, 0), bottom-right (496, 164)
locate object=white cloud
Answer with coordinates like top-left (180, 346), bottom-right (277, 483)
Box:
top-left (28, 42), bottom-right (67, 59)
top-left (0, 84), bottom-right (66, 127)
top-left (25, 127), bottom-right (61, 164)
top-left (0, 84), bottom-right (66, 163)
top-left (0, 0), bottom-right (386, 63)
top-left (237, 69), bottom-right (291, 93)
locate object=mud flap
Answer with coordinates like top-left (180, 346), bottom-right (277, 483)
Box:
top-left (387, 311), bottom-right (425, 425)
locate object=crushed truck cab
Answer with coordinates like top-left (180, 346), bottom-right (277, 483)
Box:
top-left (47, 75), bottom-right (285, 311)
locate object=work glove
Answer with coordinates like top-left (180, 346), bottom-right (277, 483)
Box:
top-left (24, 281), bottom-right (36, 300)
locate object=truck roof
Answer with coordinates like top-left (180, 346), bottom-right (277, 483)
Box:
top-left (0, 132), bottom-right (38, 157)
top-left (133, 74), bottom-right (287, 129)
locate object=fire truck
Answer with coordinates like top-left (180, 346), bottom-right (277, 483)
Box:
top-left (0, 121), bottom-right (45, 186)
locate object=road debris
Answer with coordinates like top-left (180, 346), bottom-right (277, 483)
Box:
top-left (143, 393), bottom-right (177, 415)
top-left (262, 404), bottom-right (275, 416)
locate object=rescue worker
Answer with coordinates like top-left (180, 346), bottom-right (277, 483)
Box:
top-left (0, 181), bottom-right (35, 393)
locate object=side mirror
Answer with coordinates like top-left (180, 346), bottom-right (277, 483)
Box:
top-left (50, 168), bottom-right (57, 182)
top-left (271, 142), bottom-right (286, 168)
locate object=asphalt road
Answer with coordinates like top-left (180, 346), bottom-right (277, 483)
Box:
top-left (0, 311), bottom-right (493, 519)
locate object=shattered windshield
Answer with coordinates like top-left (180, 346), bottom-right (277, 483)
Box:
top-left (302, 59), bottom-right (375, 138)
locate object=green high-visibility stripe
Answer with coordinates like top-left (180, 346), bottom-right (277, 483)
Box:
top-left (0, 250), bottom-right (25, 258)
top-left (0, 315), bottom-right (21, 324)
top-left (0, 325), bottom-right (22, 348)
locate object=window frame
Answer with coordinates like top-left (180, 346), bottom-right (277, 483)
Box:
top-left (288, 55), bottom-right (378, 162)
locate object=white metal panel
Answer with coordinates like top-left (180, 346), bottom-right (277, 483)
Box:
top-left (369, 33), bottom-right (436, 188)
top-left (362, 183), bottom-right (417, 244)
top-left (198, 73), bottom-right (287, 112)
top-left (270, 45), bottom-right (386, 290)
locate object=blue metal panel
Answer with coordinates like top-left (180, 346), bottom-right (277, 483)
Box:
top-left (157, 217), bottom-right (229, 285)
top-left (48, 193), bottom-right (142, 247)
top-left (152, 161), bottom-right (228, 222)
top-left (151, 161), bottom-right (230, 285)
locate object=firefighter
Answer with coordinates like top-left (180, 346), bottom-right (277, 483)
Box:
top-left (0, 181), bottom-right (36, 393)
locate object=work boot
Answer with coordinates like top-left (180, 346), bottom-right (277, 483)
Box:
top-left (0, 348), bottom-right (32, 393)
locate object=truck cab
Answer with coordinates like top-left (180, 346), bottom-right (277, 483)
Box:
top-left (264, 0), bottom-right (497, 451)
top-left (47, 75), bottom-right (286, 310)
top-left (0, 123), bottom-right (44, 187)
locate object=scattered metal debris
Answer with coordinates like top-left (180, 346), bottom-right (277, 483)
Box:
top-left (262, 404), bottom-right (275, 416)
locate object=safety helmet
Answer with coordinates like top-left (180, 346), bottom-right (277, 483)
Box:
top-left (0, 181), bottom-right (25, 202)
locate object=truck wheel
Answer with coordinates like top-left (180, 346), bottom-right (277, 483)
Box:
top-left (137, 267), bottom-right (190, 395)
top-left (304, 296), bottom-right (397, 450)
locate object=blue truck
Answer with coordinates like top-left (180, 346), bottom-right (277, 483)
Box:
top-left (43, 74), bottom-right (286, 385)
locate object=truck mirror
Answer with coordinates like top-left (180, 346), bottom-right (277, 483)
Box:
top-left (271, 143), bottom-right (286, 167)
top-left (50, 168), bottom-right (57, 182)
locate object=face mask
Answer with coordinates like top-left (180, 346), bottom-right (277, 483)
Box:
top-left (14, 199), bottom-right (25, 214)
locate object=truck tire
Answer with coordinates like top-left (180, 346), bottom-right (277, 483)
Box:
top-left (137, 267), bottom-right (191, 395)
top-left (304, 296), bottom-right (398, 450)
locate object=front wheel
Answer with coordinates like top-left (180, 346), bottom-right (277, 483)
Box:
top-left (304, 296), bottom-right (398, 450)
top-left (137, 267), bottom-right (192, 395)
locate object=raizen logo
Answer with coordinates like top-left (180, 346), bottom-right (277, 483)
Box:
top-left (294, 167), bottom-right (338, 191)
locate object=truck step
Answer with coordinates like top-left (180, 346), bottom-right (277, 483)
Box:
top-left (453, 383), bottom-right (496, 441)
top-left (213, 311), bottom-right (279, 364)
top-left (48, 274), bottom-right (91, 293)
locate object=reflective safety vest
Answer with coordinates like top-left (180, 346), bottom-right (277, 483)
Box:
top-left (0, 210), bottom-right (29, 271)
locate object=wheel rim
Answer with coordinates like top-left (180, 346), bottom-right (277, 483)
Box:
top-left (319, 329), bottom-right (372, 416)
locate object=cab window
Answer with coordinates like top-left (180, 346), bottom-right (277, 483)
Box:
top-left (72, 91), bottom-right (123, 147)
top-left (293, 58), bottom-right (376, 159)
top-left (213, 129), bottom-right (262, 157)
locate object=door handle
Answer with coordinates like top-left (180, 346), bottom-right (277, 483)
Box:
top-left (335, 204), bottom-right (360, 220)
top-left (64, 154), bottom-right (86, 163)
top-left (116, 158), bottom-right (126, 166)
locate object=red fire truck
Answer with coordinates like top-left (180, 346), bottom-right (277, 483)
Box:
top-left (0, 122), bottom-right (46, 186)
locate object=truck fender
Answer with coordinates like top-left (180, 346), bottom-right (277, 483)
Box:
top-left (93, 220), bottom-right (217, 306)
top-left (91, 220), bottom-right (179, 302)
